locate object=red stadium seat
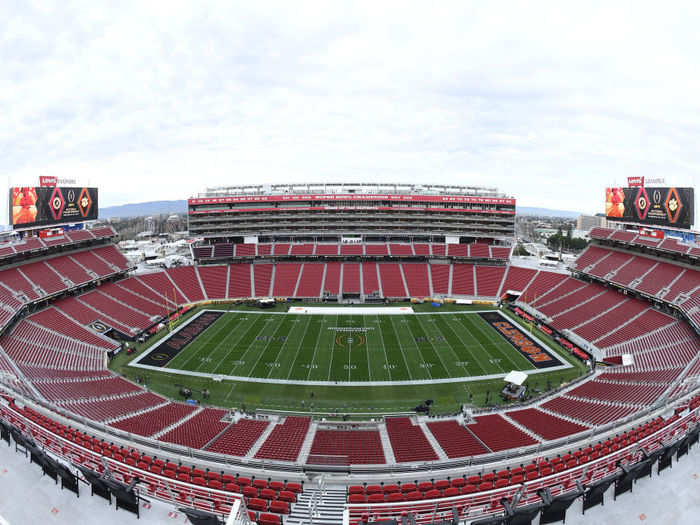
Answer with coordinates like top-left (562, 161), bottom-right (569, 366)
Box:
top-left (268, 481), bottom-right (284, 491)
top-left (368, 493), bottom-right (385, 503)
top-left (417, 481), bottom-right (434, 492)
top-left (269, 501), bottom-right (290, 514)
top-left (405, 491), bottom-right (423, 501)
top-left (258, 513), bottom-right (281, 525)
top-left (285, 482), bottom-right (302, 493)
top-left (248, 498), bottom-right (268, 512)
top-left (434, 480), bottom-right (450, 490)
top-left (242, 486), bottom-right (258, 498)
top-left (478, 481), bottom-right (493, 491)
top-left (260, 488), bottom-right (276, 500)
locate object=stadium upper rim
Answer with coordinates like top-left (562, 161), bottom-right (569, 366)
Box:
top-left (192, 182), bottom-right (513, 199)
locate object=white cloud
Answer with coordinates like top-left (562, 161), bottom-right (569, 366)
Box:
top-left (1, 0), bottom-right (699, 222)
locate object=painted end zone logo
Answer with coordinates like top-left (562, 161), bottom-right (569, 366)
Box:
top-left (138, 311), bottom-right (223, 367)
top-left (478, 312), bottom-right (558, 369)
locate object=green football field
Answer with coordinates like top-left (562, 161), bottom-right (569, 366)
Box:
top-left (136, 309), bottom-right (564, 383)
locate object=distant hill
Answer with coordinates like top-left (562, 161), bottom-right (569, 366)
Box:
top-left (99, 200), bottom-right (187, 219)
top-left (98, 200), bottom-right (582, 220)
top-left (516, 206), bottom-right (582, 218)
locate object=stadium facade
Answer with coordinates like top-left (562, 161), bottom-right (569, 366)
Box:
top-left (188, 183), bottom-right (516, 242)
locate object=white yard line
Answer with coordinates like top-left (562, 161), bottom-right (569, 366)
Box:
top-left (182, 314), bottom-right (242, 371)
top-left (421, 314), bottom-right (472, 377)
top-left (210, 315), bottom-right (266, 374)
top-left (325, 314), bottom-right (340, 381)
top-left (303, 318), bottom-right (327, 381)
top-left (235, 315), bottom-right (292, 377)
top-left (413, 314), bottom-right (456, 379)
top-left (266, 316), bottom-right (312, 379)
top-left (389, 316), bottom-right (427, 381)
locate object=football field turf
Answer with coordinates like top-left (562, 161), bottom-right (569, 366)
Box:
top-left (134, 309), bottom-right (568, 384)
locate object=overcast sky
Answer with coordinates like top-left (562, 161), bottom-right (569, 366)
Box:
top-left (2, 1), bottom-right (699, 218)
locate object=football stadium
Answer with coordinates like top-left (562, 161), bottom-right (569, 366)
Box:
top-left (0, 181), bottom-right (698, 525)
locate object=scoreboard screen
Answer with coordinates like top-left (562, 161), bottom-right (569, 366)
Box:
top-left (606, 187), bottom-right (694, 228)
top-left (10, 187), bottom-right (99, 229)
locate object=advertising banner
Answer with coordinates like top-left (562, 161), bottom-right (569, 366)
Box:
top-left (39, 176), bottom-right (58, 187)
top-left (605, 187), bottom-right (694, 228)
top-left (10, 187), bottom-right (99, 228)
top-left (189, 193), bottom-right (516, 206)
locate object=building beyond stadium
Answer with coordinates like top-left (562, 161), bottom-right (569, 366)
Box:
top-left (188, 183), bottom-right (516, 242)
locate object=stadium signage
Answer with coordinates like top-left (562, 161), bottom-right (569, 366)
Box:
top-left (478, 312), bottom-right (558, 369)
top-left (39, 176), bottom-right (77, 187)
top-left (9, 186), bottom-right (99, 229)
top-left (138, 311), bottom-right (224, 367)
top-left (189, 194), bottom-right (516, 206)
top-left (638, 228), bottom-right (664, 240)
top-left (328, 327), bottom-right (374, 331)
top-left (189, 206), bottom-right (516, 216)
top-left (605, 186), bottom-right (694, 228)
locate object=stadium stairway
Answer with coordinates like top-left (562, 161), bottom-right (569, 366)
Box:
top-left (194, 267), bottom-right (208, 300)
top-left (398, 264), bottom-right (411, 299)
top-left (268, 264), bottom-right (276, 296)
top-left (0, 344), bottom-right (41, 399)
top-left (565, 295), bottom-right (626, 331)
top-left (95, 289), bottom-right (158, 322)
top-left (426, 264), bottom-right (435, 296)
top-left (285, 486), bottom-right (347, 525)
top-left (338, 263), bottom-right (344, 297)
top-left (447, 263), bottom-right (453, 295)
top-left (245, 418), bottom-right (279, 459)
top-left (104, 399), bottom-right (171, 424)
top-left (152, 406), bottom-right (204, 439)
top-left (377, 423), bottom-right (397, 464)
top-left (417, 419), bottom-right (448, 460)
top-left (549, 288), bottom-right (607, 323)
top-left (374, 263), bottom-right (384, 297)
top-left (590, 306), bottom-right (656, 345)
top-left (500, 412), bottom-right (547, 442)
top-left (292, 262), bottom-right (304, 297)
top-left (320, 263), bottom-right (328, 297)
top-left (297, 420), bottom-right (319, 464)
